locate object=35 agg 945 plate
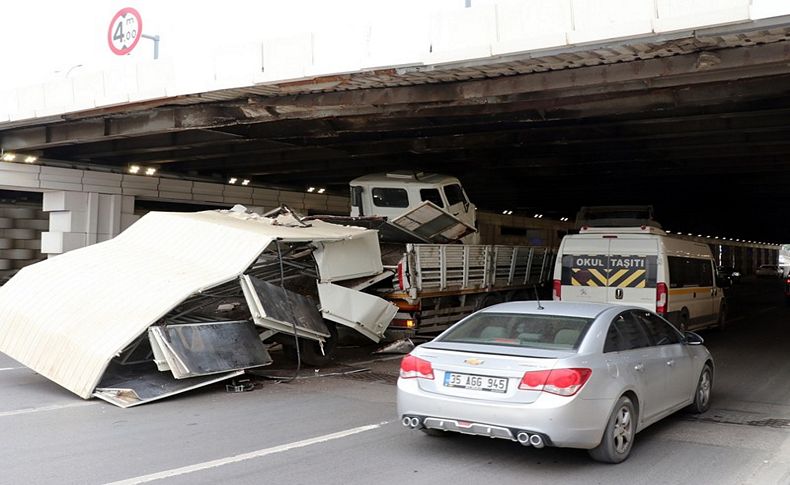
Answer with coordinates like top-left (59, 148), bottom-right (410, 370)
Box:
top-left (444, 372), bottom-right (508, 393)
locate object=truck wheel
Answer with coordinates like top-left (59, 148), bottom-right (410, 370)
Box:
top-left (282, 322), bottom-right (338, 367)
top-left (476, 293), bottom-right (503, 311)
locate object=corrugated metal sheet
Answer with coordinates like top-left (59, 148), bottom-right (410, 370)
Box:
top-left (0, 209), bottom-right (374, 399)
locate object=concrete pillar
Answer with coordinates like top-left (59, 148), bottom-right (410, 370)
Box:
top-left (41, 191), bottom-right (139, 256)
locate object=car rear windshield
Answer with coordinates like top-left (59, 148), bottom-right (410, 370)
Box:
top-left (437, 313), bottom-right (593, 351)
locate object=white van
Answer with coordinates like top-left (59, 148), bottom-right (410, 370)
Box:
top-left (552, 226), bottom-right (726, 332)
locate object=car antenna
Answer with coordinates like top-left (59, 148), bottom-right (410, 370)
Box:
top-left (534, 286), bottom-right (544, 310)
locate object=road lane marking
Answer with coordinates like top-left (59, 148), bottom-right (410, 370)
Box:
top-left (0, 367), bottom-right (25, 371)
top-left (0, 401), bottom-right (98, 417)
top-left (107, 421), bottom-right (390, 485)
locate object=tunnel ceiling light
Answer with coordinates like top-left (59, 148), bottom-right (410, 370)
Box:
top-left (317, 188), bottom-right (326, 194)
top-left (2, 152), bottom-right (16, 161)
top-left (145, 168), bottom-right (157, 176)
top-left (128, 165), bottom-right (141, 174)
top-left (307, 187), bottom-right (316, 193)
top-left (228, 177), bottom-right (238, 184)
top-left (241, 179), bottom-right (250, 186)
top-left (24, 155), bottom-right (37, 163)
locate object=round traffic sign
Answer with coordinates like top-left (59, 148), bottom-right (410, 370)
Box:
top-left (108, 7), bottom-right (143, 55)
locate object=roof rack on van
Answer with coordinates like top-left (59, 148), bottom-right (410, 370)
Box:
top-left (579, 225), bottom-right (667, 235)
top-left (575, 205), bottom-right (662, 229)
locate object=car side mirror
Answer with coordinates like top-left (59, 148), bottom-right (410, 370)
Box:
top-left (684, 331), bottom-right (704, 345)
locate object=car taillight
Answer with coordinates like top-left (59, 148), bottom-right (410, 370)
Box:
top-left (519, 368), bottom-right (592, 396)
top-left (399, 354), bottom-right (434, 380)
top-left (552, 279), bottom-right (561, 301)
top-left (656, 282), bottom-right (668, 315)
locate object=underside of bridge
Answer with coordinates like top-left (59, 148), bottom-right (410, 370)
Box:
top-left (2, 24), bottom-right (790, 241)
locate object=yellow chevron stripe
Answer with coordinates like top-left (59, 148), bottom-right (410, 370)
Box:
top-left (608, 269), bottom-right (629, 286)
top-left (589, 269), bottom-right (608, 285)
top-left (635, 280), bottom-right (646, 288)
top-left (617, 269), bottom-right (646, 288)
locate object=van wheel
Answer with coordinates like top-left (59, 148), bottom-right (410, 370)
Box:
top-left (716, 303), bottom-right (727, 331)
top-left (677, 310), bottom-right (690, 332)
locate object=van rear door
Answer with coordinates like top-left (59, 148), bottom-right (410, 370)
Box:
top-left (607, 238), bottom-right (658, 310)
top-left (559, 237), bottom-right (610, 303)
top-left (559, 236), bottom-right (657, 309)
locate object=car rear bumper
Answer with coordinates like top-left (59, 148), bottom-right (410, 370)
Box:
top-left (397, 378), bottom-right (615, 449)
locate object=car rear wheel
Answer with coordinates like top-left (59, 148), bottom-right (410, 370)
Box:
top-left (687, 364), bottom-right (713, 414)
top-left (588, 396), bottom-right (636, 464)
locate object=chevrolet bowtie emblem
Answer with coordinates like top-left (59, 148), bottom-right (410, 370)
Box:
top-left (464, 358), bottom-right (484, 365)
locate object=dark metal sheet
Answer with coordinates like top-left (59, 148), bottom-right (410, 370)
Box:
top-left (244, 276), bottom-right (329, 338)
top-left (93, 363), bottom-right (244, 408)
top-left (149, 320), bottom-right (272, 379)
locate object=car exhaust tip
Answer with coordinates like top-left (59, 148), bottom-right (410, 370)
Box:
top-left (409, 417), bottom-right (421, 428)
top-left (402, 416), bottom-right (413, 427)
top-left (516, 432), bottom-right (531, 445)
top-left (529, 433), bottom-right (545, 448)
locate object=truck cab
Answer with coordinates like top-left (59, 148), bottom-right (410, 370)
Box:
top-left (349, 171), bottom-right (477, 230)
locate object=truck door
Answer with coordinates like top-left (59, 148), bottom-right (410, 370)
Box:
top-left (607, 239), bottom-right (658, 311)
top-left (442, 183), bottom-right (475, 229)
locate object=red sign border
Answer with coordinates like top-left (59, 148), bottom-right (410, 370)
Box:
top-left (107, 7), bottom-right (143, 55)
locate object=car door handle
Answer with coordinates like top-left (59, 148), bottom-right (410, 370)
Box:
top-left (666, 360), bottom-right (675, 367)
top-left (634, 363), bottom-right (645, 372)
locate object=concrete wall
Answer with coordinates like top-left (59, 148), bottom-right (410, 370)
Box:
top-left (1, 0), bottom-right (788, 123)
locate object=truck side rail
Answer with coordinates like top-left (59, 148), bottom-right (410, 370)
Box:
top-left (408, 244), bottom-right (555, 292)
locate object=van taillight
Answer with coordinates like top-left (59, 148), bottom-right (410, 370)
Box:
top-left (656, 282), bottom-right (668, 315)
top-left (553, 279), bottom-right (561, 301)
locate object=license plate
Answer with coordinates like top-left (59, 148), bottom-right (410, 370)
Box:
top-left (444, 372), bottom-right (508, 393)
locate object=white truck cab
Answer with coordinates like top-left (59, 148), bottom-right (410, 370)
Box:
top-left (349, 171), bottom-right (477, 230)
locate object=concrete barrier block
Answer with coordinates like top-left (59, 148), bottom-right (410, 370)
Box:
top-left (72, 70), bottom-right (105, 109)
top-left (193, 193), bottom-right (226, 203)
top-left (159, 191), bottom-right (195, 200)
top-left (158, 178), bottom-right (193, 192)
top-left (122, 174), bottom-right (159, 189)
top-left (193, 181), bottom-right (224, 195)
top-left (43, 191), bottom-right (88, 212)
top-left (654, 0), bottom-right (750, 32)
top-left (367, 17), bottom-right (429, 68)
top-left (41, 231), bottom-right (88, 254)
top-left (427, 6), bottom-right (496, 64)
top-left (0, 173), bottom-right (39, 189)
top-left (493, 0), bottom-right (571, 55)
top-left (260, 33), bottom-right (313, 83)
top-left (43, 79), bottom-right (75, 112)
top-left (0, 161), bottom-right (40, 174)
top-left (40, 166), bottom-right (83, 184)
top-left (49, 211), bottom-right (89, 233)
top-left (568, 0), bottom-right (654, 44)
top-left (121, 195), bottom-right (135, 214)
top-left (82, 184), bottom-right (123, 194)
top-left (122, 187), bottom-right (159, 197)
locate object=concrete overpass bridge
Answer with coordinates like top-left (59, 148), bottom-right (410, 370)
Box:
top-left (0, 0), bottom-right (788, 275)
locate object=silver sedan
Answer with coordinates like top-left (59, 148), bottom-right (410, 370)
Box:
top-left (397, 301), bottom-right (714, 463)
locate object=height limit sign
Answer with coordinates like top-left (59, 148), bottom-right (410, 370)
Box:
top-left (108, 7), bottom-right (143, 55)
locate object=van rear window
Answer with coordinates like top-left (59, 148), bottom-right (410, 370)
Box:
top-left (560, 254), bottom-right (657, 288)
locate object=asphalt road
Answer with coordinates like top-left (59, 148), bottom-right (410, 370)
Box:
top-left (1, 277), bottom-right (789, 485)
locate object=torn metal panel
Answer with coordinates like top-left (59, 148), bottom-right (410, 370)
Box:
top-left (147, 321), bottom-right (272, 379)
top-left (0, 208), bottom-right (378, 401)
top-left (312, 230), bottom-right (383, 282)
top-left (306, 215), bottom-right (431, 243)
top-left (390, 201), bottom-right (476, 243)
top-left (93, 369), bottom-right (244, 408)
top-left (240, 275), bottom-right (329, 342)
top-left (318, 282), bottom-right (397, 343)
top-left (333, 270), bottom-right (395, 291)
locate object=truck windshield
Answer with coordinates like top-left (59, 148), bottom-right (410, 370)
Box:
top-left (420, 188), bottom-right (444, 207)
top-left (438, 312), bottom-right (592, 350)
top-left (372, 187), bottom-right (409, 208)
top-left (443, 184), bottom-right (467, 206)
